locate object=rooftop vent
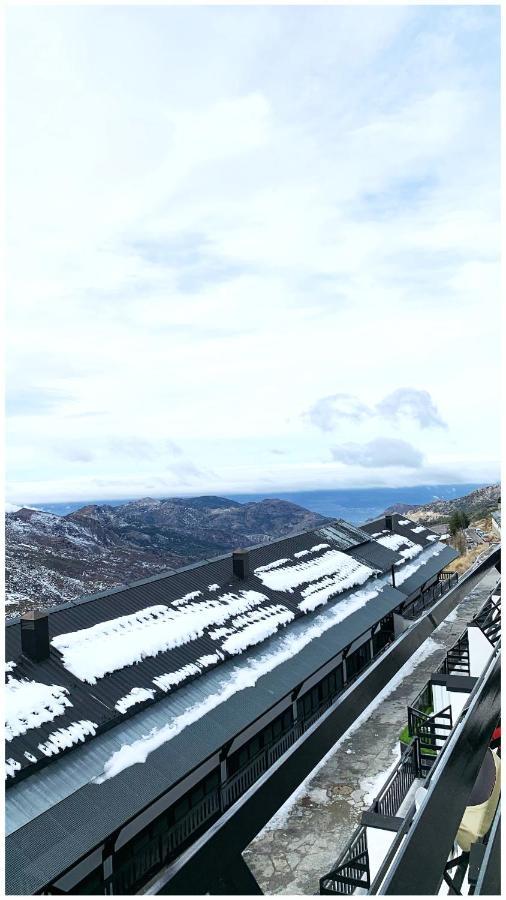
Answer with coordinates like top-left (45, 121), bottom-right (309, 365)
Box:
top-left (21, 611), bottom-right (50, 662)
top-left (233, 549), bottom-right (250, 580)
top-left (385, 514), bottom-right (393, 531)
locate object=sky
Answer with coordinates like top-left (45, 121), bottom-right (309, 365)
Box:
top-left (5, 5), bottom-right (501, 504)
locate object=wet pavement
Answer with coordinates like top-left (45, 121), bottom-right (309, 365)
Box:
top-left (243, 568), bottom-right (499, 895)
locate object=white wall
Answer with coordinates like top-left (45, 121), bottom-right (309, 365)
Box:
top-left (468, 626), bottom-right (494, 677)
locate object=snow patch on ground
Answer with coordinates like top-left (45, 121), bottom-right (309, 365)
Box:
top-left (360, 747), bottom-right (401, 807)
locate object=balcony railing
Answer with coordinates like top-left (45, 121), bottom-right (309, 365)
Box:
top-left (320, 825), bottom-right (370, 895)
top-left (373, 738), bottom-right (421, 818)
top-left (471, 593), bottom-right (501, 647)
top-left (110, 789), bottom-right (221, 894)
top-left (402, 572), bottom-right (458, 621)
top-left (436, 631), bottom-right (470, 676)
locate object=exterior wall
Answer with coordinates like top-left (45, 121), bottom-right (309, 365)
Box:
top-left (468, 626), bottom-right (494, 678)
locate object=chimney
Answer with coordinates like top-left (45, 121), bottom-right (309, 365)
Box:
top-left (385, 514), bottom-right (393, 531)
top-left (233, 549), bottom-right (250, 580)
top-left (21, 611), bottom-right (50, 662)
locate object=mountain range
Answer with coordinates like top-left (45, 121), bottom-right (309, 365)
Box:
top-left (5, 496), bottom-right (326, 617)
top-left (384, 482), bottom-right (501, 523)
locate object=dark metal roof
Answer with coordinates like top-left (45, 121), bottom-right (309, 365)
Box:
top-left (6, 581), bottom-right (407, 895)
top-left (5, 520), bottom-right (392, 786)
top-left (361, 513), bottom-right (437, 550)
top-left (395, 545), bottom-right (458, 598)
top-left (5, 515), bottom-right (450, 893)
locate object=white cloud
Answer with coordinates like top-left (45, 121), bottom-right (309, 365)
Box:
top-left (331, 437), bottom-right (424, 469)
top-left (5, 6), bottom-right (500, 501)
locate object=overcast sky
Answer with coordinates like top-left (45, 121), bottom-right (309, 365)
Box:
top-left (6, 5), bottom-right (500, 504)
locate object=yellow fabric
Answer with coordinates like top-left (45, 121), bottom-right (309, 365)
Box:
top-left (456, 751), bottom-right (501, 853)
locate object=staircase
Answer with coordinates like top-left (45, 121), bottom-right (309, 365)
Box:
top-left (471, 593), bottom-right (501, 648)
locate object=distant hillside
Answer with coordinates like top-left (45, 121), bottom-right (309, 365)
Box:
top-left (385, 483), bottom-right (501, 524)
top-left (5, 495), bottom-right (326, 617)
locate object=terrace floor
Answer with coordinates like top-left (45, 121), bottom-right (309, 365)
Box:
top-left (243, 568), bottom-right (499, 895)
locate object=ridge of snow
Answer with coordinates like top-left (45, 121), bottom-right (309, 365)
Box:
top-left (38, 720), bottom-right (98, 757)
top-left (115, 687), bottom-right (156, 714)
top-left (298, 561), bottom-right (374, 613)
top-left (5, 759), bottom-right (21, 779)
top-left (51, 590), bottom-right (269, 683)
top-left (5, 678), bottom-right (72, 741)
top-left (221, 606), bottom-right (295, 654)
top-left (96, 581), bottom-right (388, 782)
top-left (399, 544), bottom-right (423, 560)
top-left (377, 533), bottom-right (415, 551)
top-left (254, 558), bottom-right (290, 574)
top-left (395, 543), bottom-right (444, 585)
top-left (172, 590), bottom-right (202, 607)
top-left (255, 549), bottom-right (374, 594)
top-left (153, 652), bottom-right (224, 693)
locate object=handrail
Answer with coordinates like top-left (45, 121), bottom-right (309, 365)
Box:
top-left (373, 738), bottom-right (420, 818)
top-left (379, 650), bottom-right (501, 895)
top-left (320, 824), bottom-right (370, 894)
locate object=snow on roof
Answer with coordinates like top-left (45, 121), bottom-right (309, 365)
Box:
top-left (5, 759), bottom-right (21, 780)
top-left (394, 543), bottom-right (444, 585)
top-left (221, 606), bottom-right (294, 654)
top-left (95, 581), bottom-right (386, 783)
top-left (411, 525), bottom-right (426, 533)
top-left (399, 544), bottom-right (423, 561)
top-left (376, 533), bottom-right (414, 552)
top-left (51, 590), bottom-right (269, 684)
top-left (153, 653), bottom-right (223, 692)
top-left (398, 520), bottom-right (411, 526)
top-left (254, 558), bottom-right (290, 574)
top-left (299, 562), bottom-right (373, 613)
top-left (38, 720), bottom-right (98, 757)
top-left (254, 549), bottom-right (375, 595)
top-left (5, 677), bottom-right (72, 742)
top-left (115, 687), bottom-right (156, 714)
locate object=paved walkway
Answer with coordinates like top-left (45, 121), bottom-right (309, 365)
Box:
top-left (243, 569), bottom-right (499, 895)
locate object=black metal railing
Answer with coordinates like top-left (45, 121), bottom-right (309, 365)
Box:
top-left (407, 705), bottom-right (452, 756)
top-left (373, 739), bottom-right (420, 818)
top-left (410, 680), bottom-right (433, 715)
top-left (402, 572), bottom-right (458, 621)
top-left (111, 789), bottom-right (221, 893)
top-left (471, 593), bottom-right (501, 647)
top-left (437, 631), bottom-right (470, 676)
top-left (320, 825), bottom-right (370, 894)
